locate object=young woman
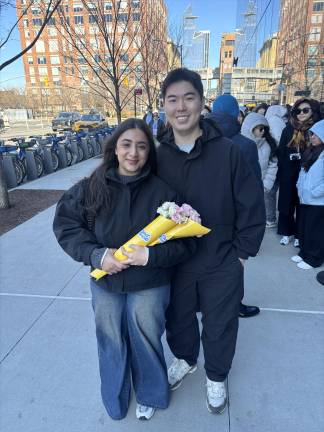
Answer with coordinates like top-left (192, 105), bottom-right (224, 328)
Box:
top-left (241, 112), bottom-right (278, 227)
top-left (291, 119), bottom-right (324, 269)
top-left (277, 98), bottom-right (321, 246)
top-left (254, 103), bottom-right (269, 116)
top-left (53, 119), bottom-right (196, 421)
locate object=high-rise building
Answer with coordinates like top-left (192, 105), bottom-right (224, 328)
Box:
top-left (277, 0), bottom-right (324, 102)
top-left (16, 0), bottom-right (167, 114)
top-left (219, 32), bottom-right (236, 94)
top-left (234, 0), bottom-right (280, 68)
top-left (182, 5), bottom-right (210, 70)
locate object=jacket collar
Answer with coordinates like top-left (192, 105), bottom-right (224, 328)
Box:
top-left (105, 165), bottom-right (151, 185)
top-left (160, 118), bottom-right (223, 159)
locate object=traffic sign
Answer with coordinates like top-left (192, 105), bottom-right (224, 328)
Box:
top-left (134, 88), bottom-right (142, 95)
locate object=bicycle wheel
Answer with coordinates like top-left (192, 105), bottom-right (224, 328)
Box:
top-left (13, 159), bottom-right (24, 185)
top-left (77, 144), bottom-right (84, 162)
top-left (51, 151), bottom-right (59, 171)
top-left (87, 142), bottom-right (94, 158)
top-left (95, 140), bottom-right (102, 154)
top-left (65, 147), bottom-right (73, 166)
top-left (34, 154), bottom-right (44, 177)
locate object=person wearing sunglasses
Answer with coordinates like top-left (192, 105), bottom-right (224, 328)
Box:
top-left (277, 98), bottom-right (322, 246)
top-left (292, 119), bottom-right (324, 269)
top-left (241, 112), bottom-right (278, 229)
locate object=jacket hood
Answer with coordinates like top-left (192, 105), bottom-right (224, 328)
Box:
top-left (212, 94), bottom-right (239, 118)
top-left (206, 112), bottom-right (240, 138)
top-left (241, 112), bottom-right (269, 141)
top-left (265, 105), bottom-right (287, 120)
top-left (309, 119), bottom-right (324, 143)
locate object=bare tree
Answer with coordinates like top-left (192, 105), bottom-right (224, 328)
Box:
top-left (55, 0), bottom-right (162, 123)
top-left (0, 0), bottom-right (63, 71)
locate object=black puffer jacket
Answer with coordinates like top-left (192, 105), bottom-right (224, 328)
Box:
top-left (157, 119), bottom-right (266, 273)
top-left (53, 167), bottom-right (197, 292)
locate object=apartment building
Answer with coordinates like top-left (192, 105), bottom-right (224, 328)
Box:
top-left (16, 0), bottom-right (168, 114)
top-left (219, 32), bottom-right (236, 94)
top-left (277, 0), bottom-right (324, 102)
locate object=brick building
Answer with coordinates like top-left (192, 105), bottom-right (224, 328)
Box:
top-left (219, 32), bottom-right (236, 94)
top-left (16, 0), bottom-right (168, 116)
top-left (277, 0), bottom-right (324, 103)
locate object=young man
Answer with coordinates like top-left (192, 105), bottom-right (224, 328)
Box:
top-left (157, 69), bottom-right (265, 414)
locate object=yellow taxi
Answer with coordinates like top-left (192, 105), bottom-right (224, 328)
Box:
top-left (73, 113), bottom-right (108, 132)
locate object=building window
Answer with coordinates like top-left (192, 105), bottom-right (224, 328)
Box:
top-left (29, 66), bottom-right (35, 75)
top-left (39, 67), bottom-right (48, 76)
top-left (308, 45), bottom-right (318, 56)
top-left (229, 51), bottom-right (232, 58)
top-left (224, 51), bottom-right (228, 58)
top-left (37, 56), bottom-right (46, 64)
top-left (35, 40), bottom-right (45, 52)
top-left (50, 56), bottom-right (60, 65)
top-left (120, 53), bottom-right (129, 62)
top-left (132, 1), bottom-right (140, 8)
top-left (49, 40), bottom-right (59, 52)
top-left (30, 77), bottom-right (36, 84)
top-left (48, 28), bottom-right (57, 37)
top-left (105, 1), bottom-right (112, 10)
top-left (32, 18), bottom-right (42, 26)
top-left (117, 13), bottom-right (128, 21)
top-left (307, 58), bottom-right (317, 66)
top-left (27, 57), bottom-right (33, 64)
top-left (104, 14), bottom-right (112, 22)
top-left (31, 8), bottom-right (40, 15)
top-left (78, 57), bottom-right (87, 64)
top-left (74, 16), bottom-right (84, 25)
top-left (311, 14), bottom-right (323, 23)
top-left (61, 16), bottom-right (70, 25)
top-left (118, 0), bottom-right (128, 8)
top-left (23, 19), bottom-right (28, 27)
top-left (89, 15), bottom-right (98, 23)
top-left (225, 40), bottom-right (235, 46)
top-left (309, 27), bottom-right (321, 41)
top-left (52, 67), bottom-right (60, 75)
top-left (73, 5), bottom-right (83, 12)
top-left (132, 12), bottom-right (140, 21)
top-left (48, 18), bottom-right (55, 26)
top-left (313, 2), bottom-right (324, 12)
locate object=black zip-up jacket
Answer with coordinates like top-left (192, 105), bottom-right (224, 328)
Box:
top-left (157, 119), bottom-right (266, 273)
top-left (53, 167), bottom-right (197, 292)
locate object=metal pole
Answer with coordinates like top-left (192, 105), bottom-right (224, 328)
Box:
top-left (134, 91), bottom-right (137, 118)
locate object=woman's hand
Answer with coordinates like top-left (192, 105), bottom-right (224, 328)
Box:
top-left (121, 245), bottom-right (149, 266)
top-left (101, 249), bottom-right (129, 274)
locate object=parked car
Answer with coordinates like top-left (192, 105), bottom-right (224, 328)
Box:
top-left (72, 113), bottom-right (108, 132)
top-left (52, 112), bottom-right (81, 132)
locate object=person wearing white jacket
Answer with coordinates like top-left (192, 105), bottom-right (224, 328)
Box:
top-left (292, 119), bottom-right (324, 269)
top-left (241, 113), bottom-right (278, 227)
top-left (265, 105), bottom-right (288, 145)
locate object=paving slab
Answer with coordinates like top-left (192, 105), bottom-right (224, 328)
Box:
top-left (229, 312), bottom-right (324, 432)
top-left (0, 298), bottom-right (229, 432)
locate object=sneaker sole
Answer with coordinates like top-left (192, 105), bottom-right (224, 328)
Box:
top-left (136, 409), bottom-right (155, 420)
top-left (206, 398), bottom-right (228, 414)
top-left (169, 364), bottom-right (198, 391)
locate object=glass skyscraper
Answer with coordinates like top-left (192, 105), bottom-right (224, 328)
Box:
top-left (182, 5), bottom-right (210, 70)
top-left (234, 0), bottom-right (280, 67)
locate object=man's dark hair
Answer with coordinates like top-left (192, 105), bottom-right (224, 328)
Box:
top-left (161, 68), bottom-right (204, 100)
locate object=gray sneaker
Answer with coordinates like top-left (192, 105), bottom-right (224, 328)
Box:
top-left (136, 404), bottom-right (155, 420)
top-left (168, 358), bottom-right (197, 390)
top-left (206, 377), bottom-right (227, 414)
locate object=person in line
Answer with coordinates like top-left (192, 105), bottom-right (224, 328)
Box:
top-left (143, 105), bottom-right (153, 125)
top-left (265, 105), bottom-right (288, 145)
top-left (291, 119), bottom-right (324, 269)
top-left (157, 68), bottom-right (265, 414)
top-left (201, 105), bottom-right (211, 117)
top-left (242, 113), bottom-right (278, 228)
top-left (207, 94), bottom-right (262, 318)
top-left (238, 106), bottom-right (247, 125)
top-left (148, 110), bottom-right (166, 142)
top-left (254, 103), bottom-right (269, 116)
top-left (277, 98), bottom-right (322, 246)
top-left (53, 119), bottom-right (196, 421)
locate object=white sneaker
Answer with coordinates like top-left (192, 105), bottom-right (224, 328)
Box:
top-left (266, 221), bottom-right (277, 228)
top-left (136, 404), bottom-right (155, 420)
top-left (291, 255), bottom-right (303, 263)
top-left (168, 358), bottom-right (197, 390)
top-left (206, 377), bottom-right (227, 414)
top-left (297, 260), bottom-right (313, 270)
top-left (280, 236), bottom-right (291, 245)
top-left (294, 238), bottom-right (299, 247)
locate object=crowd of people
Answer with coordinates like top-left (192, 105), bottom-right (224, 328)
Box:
top-left (52, 68), bottom-right (323, 422)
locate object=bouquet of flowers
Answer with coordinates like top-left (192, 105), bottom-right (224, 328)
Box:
top-left (90, 202), bottom-right (210, 280)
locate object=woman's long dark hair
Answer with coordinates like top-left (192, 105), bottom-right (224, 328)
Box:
top-left (264, 126), bottom-right (277, 160)
top-left (82, 118), bottom-right (157, 215)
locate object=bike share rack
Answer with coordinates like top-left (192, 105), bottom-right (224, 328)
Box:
top-left (1, 125), bottom-right (115, 189)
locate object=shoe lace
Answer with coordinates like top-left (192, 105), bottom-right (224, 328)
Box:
top-left (207, 381), bottom-right (225, 398)
top-left (138, 404), bottom-right (149, 413)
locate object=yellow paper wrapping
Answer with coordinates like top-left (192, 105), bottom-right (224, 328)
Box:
top-left (150, 219), bottom-right (211, 245)
top-left (90, 215), bottom-right (176, 280)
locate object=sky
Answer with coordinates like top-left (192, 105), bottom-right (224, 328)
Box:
top-left (0, 0), bottom-right (238, 89)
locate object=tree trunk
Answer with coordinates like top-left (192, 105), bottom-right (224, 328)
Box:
top-left (0, 163), bottom-right (10, 209)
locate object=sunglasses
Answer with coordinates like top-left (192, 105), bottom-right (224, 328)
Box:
top-left (255, 126), bottom-right (265, 132)
top-left (295, 107), bottom-right (311, 115)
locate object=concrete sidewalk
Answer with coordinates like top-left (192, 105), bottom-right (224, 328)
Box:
top-left (1, 159), bottom-right (324, 432)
